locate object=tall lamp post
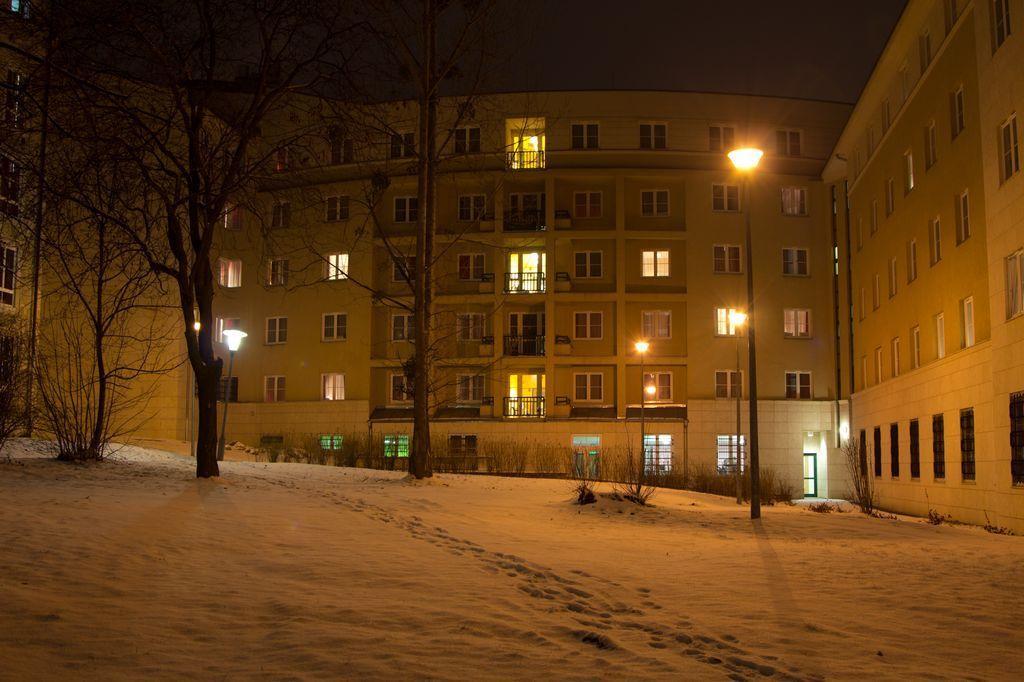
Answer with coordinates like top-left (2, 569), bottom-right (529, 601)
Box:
top-left (728, 147), bottom-right (764, 519)
top-left (635, 340), bottom-right (650, 464)
top-left (729, 310), bottom-right (747, 504)
top-left (217, 329), bottom-right (247, 462)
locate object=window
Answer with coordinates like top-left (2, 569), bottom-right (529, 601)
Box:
top-left (712, 183), bottom-right (740, 212)
top-left (1011, 392), bottom-right (1024, 485)
top-left (910, 419), bottom-right (921, 479)
top-left (888, 257), bottom-right (898, 298)
top-left (573, 191), bottom-right (602, 218)
top-left (783, 309), bottom-right (811, 338)
top-left (858, 429), bottom-right (868, 475)
top-left (776, 129), bottom-right (802, 156)
top-left (384, 434), bottom-right (410, 458)
top-left (642, 310), bottom-right (671, 339)
top-left (391, 313), bottom-right (414, 341)
top-left (859, 287), bottom-right (866, 321)
top-left (715, 370), bottom-right (741, 399)
top-left (857, 218), bottom-right (864, 251)
top-left (325, 195), bottom-right (350, 222)
top-left (899, 65), bottom-right (910, 104)
top-left (324, 253), bottom-right (349, 280)
top-left (890, 423), bottom-right (900, 478)
top-left (885, 178), bottom-right (895, 216)
top-left (715, 308), bottom-right (743, 336)
top-left (458, 194), bottom-right (486, 221)
top-left (0, 245), bottom-right (14, 306)
top-left (1000, 114), bottom-right (1020, 182)
top-left (912, 325), bottom-right (921, 369)
top-left (457, 313), bottom-right (485, 341)
top-left (929, 217), bottom-right (943, 265)
top-left (574, 373), bottom-right (604, 402)
top-left (456, 374), bottom-right (484, 402)
top-left (709, 125), bottom-right (735, 152)
top-left (640, 123), bottom-right (667, 150)
top-left (907, 239), bottom-right (918, 282)
top-left (267, 258), bottom-right (288, 287)
top-left (454, 126), bottom-right (481, 154)
top-left (571, 122), bottom-right (599, 149)
top-left (271, 201), bottom-right (290, 229)
top-left (992, 0), bottom-right (1012, 50)
top-left (216, 317), bottom-right (240, 341)
top-left (785, 371), bottom-right (812, 399)
top-left (642, 434), bottom-right (673, 475)
top-left (874, 346), bottom-right (883, 384)
top-left (319, 434), bottom-right (344, 451)
top-left (872, 274), bottom-right (881, 310)
top-left (218, 258), bottom-right (242, 288)
top-left (951, 87), bottom-right (966, 138)
top-left (1007, 250), bottom-right (1024, 319)
top-left (933, 414), bottom-right (946, 479)
top-left (716, 435), bottom-right (746, 474)
top-left (218, 376), bottom-right (238, 403)
top-left (956, 190), bottom-right (971, 243)
top-left (867, 126), bottom-right (876, 153)
top-left (448, 434), bottom-right (478, 457)
top-left (781, 187), bottom-right (808, 216)
top-left (458, 253), bottom-right (485, 281)
top-left (329, 135), bottom-right (352, 165)
top-left (904, 151), bottom-right (915, 193)
top-left (2, 69), bottom-right (20, 127)
top-left (321, 373), bottom-right (346, 401)
top-left (641, 190), bottom-right (669, 217)
top-left (891, 337), bottom-right (901, 378)
top-left (265, 317), bottom-right (287, 344)
top-left (961, 296), bottom-right (976, 348)
top-left (574, 251), bottom-right (602, 278)
top-left (390, 373), bottom-right (411, 402)
top-left (264, 376), bottom-right (286, 402)
top-left (394, 196), bottom-right (419, 223)
top-left (573, 311), bottom-right (603, 340)
top-left (274, 148), bottom-right (289, 172)
top-left (936, 313), bottom-right (946, 359)
top-left (873, 426), bottom-right (883, 477)
top-left (223, 204), bottom-right (243, 231)
top-left (641, 250), bottom-right (670, 277)
top-left (860, 355), bottom-right (868, 389)
top-left (960, 407), bottom-right (975, 480)
top-left (782, 248), bottom-right (809, 276)
top-left (925, 122), bottom-right (938, 169)
top-left (643, 372), bottom-right (672, 401)
top-left (323, 313), bottom-right (347, 341)
top-left (390, 132), bottom-right (415, 159)
top-left (882, 99), bottom-right (892, 131)
top-left (945, 0), bottom-right (960, 33)
top-left (571, 435), bottom-right (601, 477)
top-left (713, 245), bottom-right (742, 274)
top-left (919, 29), bottom-right (932, 70)
top-left (871, 200), bottom-right (879, 234)
top-left (392, 255), bottom-right (416, 282)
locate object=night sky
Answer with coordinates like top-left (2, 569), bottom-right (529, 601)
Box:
top-left (495, 0), bottom-right (908, 103)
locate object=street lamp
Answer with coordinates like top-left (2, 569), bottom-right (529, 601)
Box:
top-left (635, 340), bottom-right (651, 465)
top-left (729, 146), bottom-right (764, 519)
top-left (217, 329), bottom-right (247, 462)
top-left (729, 310), bottom-right (747, 504)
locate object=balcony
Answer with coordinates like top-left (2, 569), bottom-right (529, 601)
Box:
top-left (503, 335), bottom-right (545, 356)
top-left (505, 272), bottom-right (545, 294)
top-left (504, 209), bottom-right (546, 232)
top-left (504, 396), bottom-right (545, 418)
top-left (506, 150), bottom-right (545, 170)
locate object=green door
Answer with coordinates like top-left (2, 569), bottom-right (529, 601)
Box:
top-left (803, 453), bottom-right (818, 497)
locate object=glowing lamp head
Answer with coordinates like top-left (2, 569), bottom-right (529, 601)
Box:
top-left (193, 321), bottom-right (202, 332)
top-left (729, 311), bottom-right (748, 327)
top-left (645, 384), bottom-right (657, 396)
top-left (222, 329), bottom-right (248, 352)
top-left (634, 340), bottom-right (650, 354)
top-left (728, 147), bottom-right (764, 171)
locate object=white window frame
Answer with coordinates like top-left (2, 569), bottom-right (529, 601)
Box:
top-left (391, 313), bottom-right (414, 342)
top-left (573, 191), bottom-right (603, 218)
top-left (322, 312), bottom-right (347, 342)
top-left (456, 312), bottom-right (485, 341)
top-left (641, 249), bottom-right (670, 277)
top-left (392, 255), bottom-right (415, 283)
top-left (324, 252), bottom-right (349, 281)
top-left (712, 183), bottom-right (740, 212)
top-left (643, 371), bottom-right (673, 402)
top-left (640, 189), bottom-right (670, 217)
top-left (265, 316), bottom-right (288, 345)
top-left (907, 239), bottom-right (918, 282)
top-left (713, 244), bottom-right (742, 274)
top-left (266, 258), bottom-right (288, 287)
top-left (782, 247), bottom-right (809, 276)
top-left (936, 312), bottom-right (946, 359)
top-left (992, 0), bottom-right (1012, 50)
top-left (642, 310), bottom-right (672, 339)
top-left (264, 375), bottom-right (286, 402)
top-left (1006, 249), bottom-right (1024, 319)
top-left (904, 150), bottom-right (915, 193)
top-left (321, 373), bottom-right (346, 401)
top-left (781, 186), bottom-right (808, 216)
top-left (456, 374), bottom-right (485, 403)
top-left (325, 195), bottom-right (350, 222)
top-left (0, 244), bottom-right (15, 306)
top-left (271, 201), bottom-right (291, 229)
top-left (574, 251), bottom-right (603, 279)
top-left (715, 307), bottom-right (743, 337)
top-left (783, 309), bottom-right (811, 338)
top-left (776, 129), bottom-right (802, 156)
top-left (785, 371), bottom-right (812, 400)
top-left (929, 217), bottom-right (943, 265)
top-left (573, 311), bottom-right (603, 340)
top-left (218, 258), bottom-right (242, 288)
top-left (458, 194), bottom-right (486, 222)
top-left (570, 121), bottom-right (600, 150)
top-left (709, 125), bottom-right (735, 152)
top-left (961, 296), bottom-right (976, 348)
top-left (1000, 114), bottom-right (1020, 183)
top-left (957, 190), bottom-right (971, 243)
top-left (389, 373), bottom-right (411, 403)
top-left (453, 126), bottom-right (481, 154)
top-left (714, 370), bottom-right (742, 399)
top-left (640, 122), bottom-right (667, 150)
top-left (394, 196), bottom-right (419, 223)
top-left (573, 372), bottom-right (604, 402)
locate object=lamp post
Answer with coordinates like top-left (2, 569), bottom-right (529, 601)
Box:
top-left (728, 147), bottom-right (764, 519)
top-left (729, 310), bottom-right (747, 504)
top-left (635, 340), bottom-right (650, 465)
top-left (217, 329), bottom-right (247, 462)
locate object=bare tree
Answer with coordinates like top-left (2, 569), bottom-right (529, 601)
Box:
top-left (0, 315), bottom-right (25, 457)
top-left (842, 436), bottom-right (874, 513)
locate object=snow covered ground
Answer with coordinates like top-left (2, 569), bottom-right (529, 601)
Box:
top-left (1, 439), bottom-right (1022, 680)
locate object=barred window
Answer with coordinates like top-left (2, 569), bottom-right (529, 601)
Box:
top-left (858, 429), bottom-right (868, 476)
top-left (933, 414), bottom-right (946, 479)
top-left (1010, 392), bottom-right (1024, 486)
top-left (643, 434), bottom-right (672, 474)
top-left (890, 423), bottom-right (900, 478)
top-left (873, 426), bottom-right (882, 477)
top-left (960, 407), bottom-right (975, 481)
top-left (910, 419), bottom-right (921, 479)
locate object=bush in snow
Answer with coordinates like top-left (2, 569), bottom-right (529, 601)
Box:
top-left (0, 321), bottom-right (25, 457)
top-left (841, 436), bottom-right (875, 514)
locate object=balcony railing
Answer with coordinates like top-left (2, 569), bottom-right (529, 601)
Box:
top-left (503, 335), bottom-right (545, 356)
top-left (505, 150), bottom-right (545, 170)
top-left (504, 209), bottom-right (546, 232)
top-left (504, 396), bottom-right (545, 418)
top-left (505, 271), bottom-right (545, 294)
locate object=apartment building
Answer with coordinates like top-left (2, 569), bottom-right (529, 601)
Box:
top-left (207, 90), bottom-right (852, 495)
top-left (826, 0), bottom-right (1024, 531)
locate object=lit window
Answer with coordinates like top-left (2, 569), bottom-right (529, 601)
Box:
top-left (0, 245), bottom-right (14, 306)
top-left (217, 258), bottom-right (242, 288)
top-left (641, 250), bottom-right (670, 277)
top-left (715, 307), bottom-right (743, 336)
top-left (320, 434), bottom-right (344, 451)
top-left (267, 258), bottom-right (288, 287)
top-left (783, 309), bottom-right (811, 338)
top-left (322, 313), bottom-right (347, 341)
top-left (716, 435), bottom-right (746, 473)
top-left (642, 310), bottom-right (671, 339)
top-left (322, 373), bottom-right (346, 400)
top-left (384, 434), bottom-right (410, 458)
top-left (641, 189), bottom-right (669, 217)
top-left (785, 371), bottom-right (812, 399)
top-left (643, 372), bottom-right (672, 401)
top-left (264, 376), bottom-right (286, 402)
top-left (324, 253), bottom-right (349, 280)
top-left (781, 187), bottom-right (808, 216)
top-left (643, 434), bottom-right (673, 474)
top-left (713, 245), bottom-right (741, 273)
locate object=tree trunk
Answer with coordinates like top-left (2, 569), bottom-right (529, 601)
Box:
top-left (194, 360), bottom-right (220, 478)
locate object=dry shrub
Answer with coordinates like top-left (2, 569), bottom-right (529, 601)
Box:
top-left (842, 436), bottom-right (875, 514)
top-left (565, 449), bottom-right (598, 505)
top-left (808, 501), bottom-right (843, 514)
top-left (669, 463), bottom-right (795, 505)
top-left (0, 323), bottom-right (25, 458)
top-left (485, 439), bottom-right (527, 475)
top-left (607, 444), bottom-right (656, 505)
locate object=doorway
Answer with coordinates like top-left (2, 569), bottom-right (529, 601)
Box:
top-left (802, 452), bottom-right (818, 497)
